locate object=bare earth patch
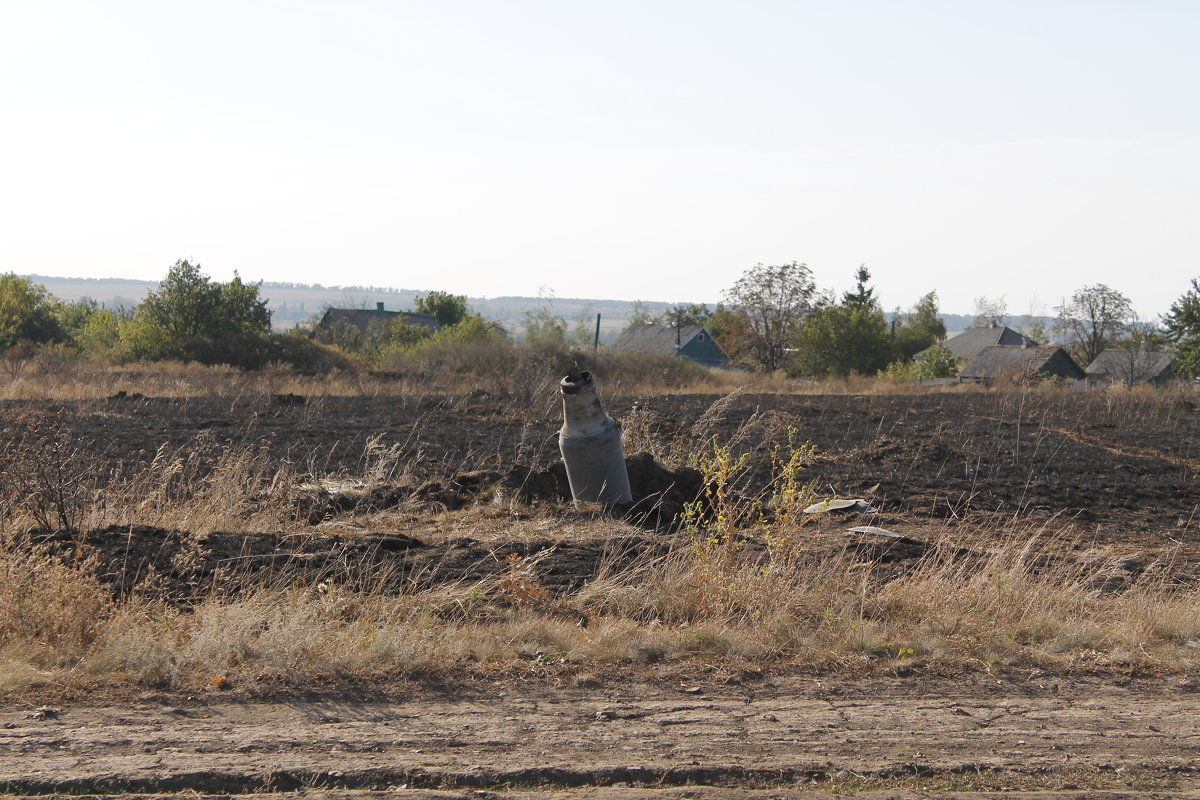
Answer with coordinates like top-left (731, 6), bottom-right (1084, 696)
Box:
top-left (5, 675), bottom-right (1200, 798)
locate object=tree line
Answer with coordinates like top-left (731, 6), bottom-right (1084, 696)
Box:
top-left (1, 261), bottom-right (532, 373)
top-left (2, 261), bottom-right (329, 371)
top-left (624, 262), bottom-right (1200, 380)
top-left (2, 260), bottom-right (1199, 380)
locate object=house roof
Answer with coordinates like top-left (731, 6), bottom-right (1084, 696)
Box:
top-left (960, 344), bottom-right (1085, 382)
top-left (930, 324), bottom-right (1037, 361)
top-left (611, 324), bottom-right (725, 359)
top-left (1085, 349), bottom-right (1175, 380)
top-left (318, 308), bottom-right (440, 331)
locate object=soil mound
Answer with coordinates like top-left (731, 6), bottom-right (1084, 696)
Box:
top-left (30, 525), bottom-right (668, 605)
top-left (302, 454), bottom-right (704, 531)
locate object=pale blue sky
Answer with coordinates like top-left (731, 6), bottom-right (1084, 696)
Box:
top-left (1, 1), bottom-right (1196, 317)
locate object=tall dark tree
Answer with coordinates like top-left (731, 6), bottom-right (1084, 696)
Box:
top-left (797, 267), bottom-right (895, 376)
top-left (893, 291), bottom-right (947, 359)
top-left (1165, 278), bottom-right (1200, 377)
top-left (842, 265), bottom-right (877, 309)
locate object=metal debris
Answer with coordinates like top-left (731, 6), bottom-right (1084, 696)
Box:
top-left (23, 707), bottom-right (58, 720)
top-left (804, 498), bottom-right (877, 514)
top-left (846, 525), bottom-right (904, 539)
top-left (558, 368), bottom-right (632, 505)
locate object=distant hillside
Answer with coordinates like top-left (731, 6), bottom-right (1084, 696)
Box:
top-left (20, 274), bottom-right (1051, 343)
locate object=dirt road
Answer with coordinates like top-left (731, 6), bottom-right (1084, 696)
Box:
top-left (5, 676), bottom-right (1200, 798)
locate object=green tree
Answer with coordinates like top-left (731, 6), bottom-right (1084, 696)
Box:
top-left (55, 298), bottom-right (101, 342)
top-left (414, 291), bottom-right (470, 328)
top-left (135, 260), bottom-right (272, 366)
top-left (75, 308), bottom-right (124, 361)
top-left (1165, 278), bottom-right (1200, 377)
top-left (842, 264), bottom-right (877, 309)
top-left (912, 343), bottom-right (959, 379)
top-left (722, 262), bottom-right (817, 371)
top-left (220, 273), bottom-right (273, 333)
top-left (432, 314), bottom-right (506, 345)
top-left (1054, 283), bottom-right (1134, 366)
top-left (796, 267), bottom-right (894, 376)
top-left (0, 274), bottom-right (63, 350)
top-left (389, 315), bottom-right (436, 350)
top-left (655, 303), bottom-right (712, 327)
top-left (568, 303), bottom-right (600, 349)
top-left (892, 291), bottom-right (947, 359)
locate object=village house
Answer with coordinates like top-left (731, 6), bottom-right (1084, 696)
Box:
top-left (917, 322), bottom-right (1037, 362)
top-left (1084, 348), bottom-right (1176, 387)
top-left (959, 344), bottom-right (1086, 384)
top-left (314, 302), bottom-right (440, 344)
top-left (611, 323), bottom-right (730, 366)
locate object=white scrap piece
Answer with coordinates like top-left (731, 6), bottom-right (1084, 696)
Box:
top-left (846, 525), bottom-right (903, 538)
top-left (803, 498), bottom-right (877, 514)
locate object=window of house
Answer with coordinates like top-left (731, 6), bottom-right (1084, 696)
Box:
top-left (696, 333), bottom-right (706, 341)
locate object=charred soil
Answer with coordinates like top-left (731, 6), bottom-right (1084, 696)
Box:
top-left (3, 387), bottom-right (1200, 797)
top-left (5, 388), bottom-right (1198, 598)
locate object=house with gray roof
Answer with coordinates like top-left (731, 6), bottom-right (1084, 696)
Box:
top-left (1084, 348), bottom-right (1176, 387)
top-left (611, 324), bottom-right (730, 366)
top-left (315, 303), bottom-right (440, 345)
top-left (960, 344), bottom-right (1085, 384)
top-left (918, 322), bottom-right (1036, 362)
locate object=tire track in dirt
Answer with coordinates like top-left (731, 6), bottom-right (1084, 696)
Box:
top-left (1036, 425), bottom-right (1200, 472)
top-left (4, 679), bottom-right (1200, 795)
top-left (970, 413), bottom-right (1200, 473)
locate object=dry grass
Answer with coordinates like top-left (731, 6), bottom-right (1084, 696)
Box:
top-left (6, 520), bottom-right (1200, 694)
top-left (0, 363), bottom-right (434, 402)
top-left (0, 357), bottom-right (1076, 402)
top-left (4, 354), bottom-right (1188, 409)
top-left (0, 537), bottom-right (113, 674)
top-left (1, 377), bottom-right (1199, 695)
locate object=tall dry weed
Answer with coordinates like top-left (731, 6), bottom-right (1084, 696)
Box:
top-left (98, 435), bottom-right (298, 533)
top-left (6, 519), bottom-right (1200, 692)
top-left (0, 536), bottom-right (112, 669)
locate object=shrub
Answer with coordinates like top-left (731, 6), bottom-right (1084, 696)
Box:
top-left (913, 343), bottom-right (959, 379)
top-left (131, 260), bottom-right (273, 367)
top-left (0, 274), bottom-right (62, 350)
